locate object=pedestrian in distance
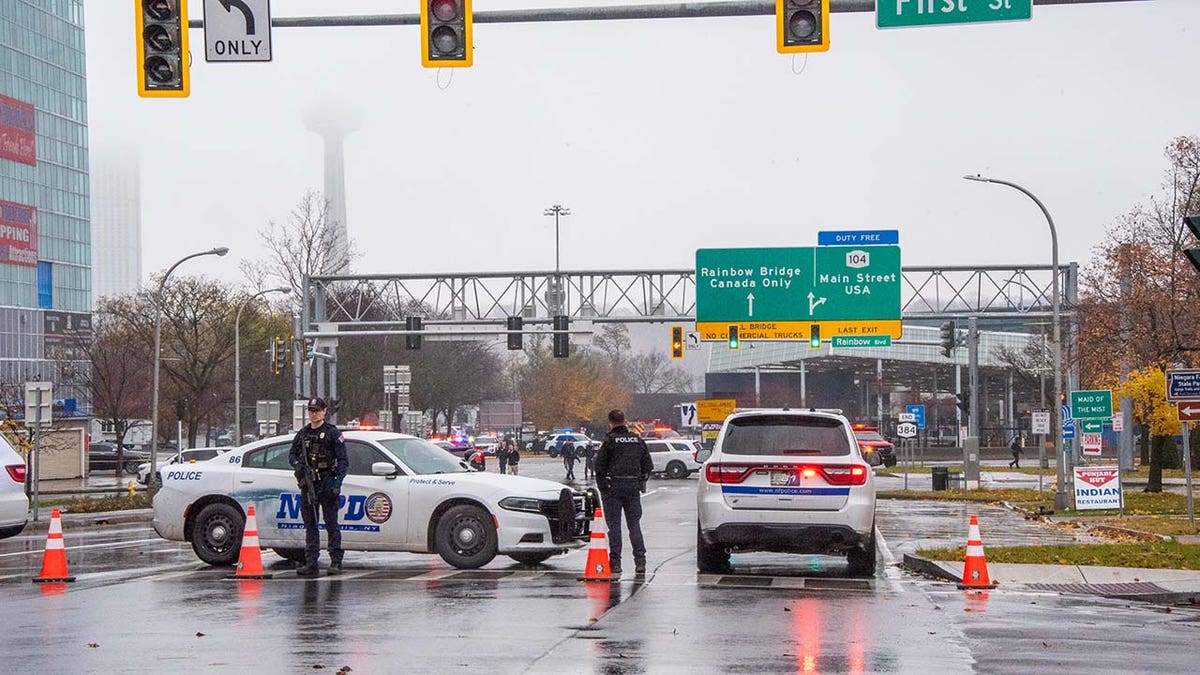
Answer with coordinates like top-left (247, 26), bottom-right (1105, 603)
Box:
top-left (470, 446), bottom-right (486, 472)
top-left (595, 409), bottom-right (654, 576)
top-left (507, 439), bottom-right (520, 476)
top-left (497, 441), bottom-right (509, 475)
top-left (288, 397), bottom-right (349, 577)
top-left (562, 440), bottom-right (577, 481)
top-left (582, 441), bottom-right (596, 480)
top-left (1009, 433), bottom-right (1024, 469)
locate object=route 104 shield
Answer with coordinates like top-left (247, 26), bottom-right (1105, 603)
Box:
top-left (1073, 467), bottom-right (1122, 511)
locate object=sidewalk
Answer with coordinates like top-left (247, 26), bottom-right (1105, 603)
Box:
top-left (22, 508), bottom-right (152, 534)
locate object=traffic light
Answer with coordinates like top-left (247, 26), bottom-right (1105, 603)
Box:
top-left (776, 0), bottom-right (829, 54)
top-left (671, 326), bottom-right (684, 359)
top-left (406, 316), bottom-right (423, 350)
top-left (939, 320), bottom-right (957, 358)
top-left (956, 392), bottom-right (970, 416)
top-left (136, 0), bottom-right (190, 97)
top-left (809, 324), bottom-right (820, 350)
top-left (507, 316), bottom-right (523, 350)
top-left (420, 0), bottom-right (473, 68)
top-left (271, 336), bottom-right (286, 375)
top-left (1185, 215), bottom-right (1200, 274)
top-left (727, 325), bottom-right (740, 351)
top-left (552, 315), bottom-right (569, 358)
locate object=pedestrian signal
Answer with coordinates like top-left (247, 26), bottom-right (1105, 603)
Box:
top-left (777, 0), bottom-right (829, 54)
top-left (406, 316), bottom-right (423, 350)
top-left (507, 316), bottom-right (523, 350)
top-left (136, 0), bottom-right (190, 97)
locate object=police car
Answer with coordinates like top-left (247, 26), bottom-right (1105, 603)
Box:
top-left (152, 431), bottom-right (594, 569)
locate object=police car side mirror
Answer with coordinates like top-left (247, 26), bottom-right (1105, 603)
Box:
top-left (695, 448), bottom-right (712, 463)
top-left (372, 462), bottom-right (399, 478)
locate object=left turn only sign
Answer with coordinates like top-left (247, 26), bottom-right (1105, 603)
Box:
top-left (204, 0), bottom-right (273, 62)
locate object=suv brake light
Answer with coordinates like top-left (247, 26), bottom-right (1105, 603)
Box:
top-left (5, 464), bottom-right (25, 482)
top-left (706, 462), bottom-right (868, 486)
top-left (821, 465), bottom-right (869, 486)
top-left (705, 463), bottom-right (755, 484)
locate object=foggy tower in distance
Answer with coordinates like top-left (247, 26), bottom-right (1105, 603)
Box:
top-left (302, 104), bottom-right (362, 273)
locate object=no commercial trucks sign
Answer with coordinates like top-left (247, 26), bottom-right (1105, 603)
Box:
top-left (1073, 467), bottom-right (1122, 511)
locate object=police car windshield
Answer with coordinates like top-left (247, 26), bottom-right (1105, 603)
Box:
top-left (854, 431), bottom-right (886, 442)
top-left (378, 438), bottom-right (470, 475)
top-left (722, 415), bottom-right (852, 457)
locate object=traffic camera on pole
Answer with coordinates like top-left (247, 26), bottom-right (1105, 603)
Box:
top-left (776, 0), bottom-right (829, 54)
top-left (939, 320), bottom-right (957, 358)
top-left (671, 326), bottom-right (684, 359)
top-left (421, 0), bottom-right (473, 68)
top-left (1185, 215), bottom-right (1200, 274)
top-left (136, 0), bottom-right (190, 97)
top-left (553, 315), bottom-right (570, 358)
top-left (507, 316), bottom-right (523, 350)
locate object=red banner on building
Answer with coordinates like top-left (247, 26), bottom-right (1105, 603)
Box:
top-left (0, 95), bottom-right (36, 166)
top-left (0, 199), bottom-right (38, 267)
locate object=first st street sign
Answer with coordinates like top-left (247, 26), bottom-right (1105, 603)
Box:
top-left (695, 246), bottom-right (902, 340)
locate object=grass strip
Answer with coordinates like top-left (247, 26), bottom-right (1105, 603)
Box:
top-left (916, 541), bottom-right (1200, 570)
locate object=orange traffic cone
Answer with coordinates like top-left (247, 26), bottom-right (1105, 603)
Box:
top-left (578, 506), bottom-right (614, 582)
top-left (229, 505), bottom-right (273, 579)
top-left (32, 508), bottom-right (75, 583)
top-left (957, 514), bottom-right (997, 590)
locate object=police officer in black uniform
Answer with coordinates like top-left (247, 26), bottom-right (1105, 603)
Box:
top-left (594, 409), bottom-right (654, 576)
top-left (288, 397), bottom-right (349, 577)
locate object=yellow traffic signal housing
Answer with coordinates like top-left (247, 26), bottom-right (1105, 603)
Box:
top-left (421, 0), bottom-right (473, 68)
top-left (136, 0), bottom-right (190, 97)
top-left (777, 0), bottom-right (829, 54)
top-left (809, 324), bottom-right (821, 349)
top-left (727, 325), bottom-right (740, 351)
top-left (671, 326), bottom-right (684, 359)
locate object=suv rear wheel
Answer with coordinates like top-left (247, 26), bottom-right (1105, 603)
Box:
top-left (696, 523), bottom-right (730, 573)
top-left (666, 461), bottom-right (688, 479)
top-left (846, 525), bottom-right (877, 578)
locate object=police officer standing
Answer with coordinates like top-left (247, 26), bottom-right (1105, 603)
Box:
top-left (288, 397), bottom-right (349, 577)
top-left (594, 409), bottom-right (654, 576)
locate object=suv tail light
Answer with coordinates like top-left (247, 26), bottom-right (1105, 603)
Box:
top-left (5, 464), bottom-right (25, 482)
top-left (706, 462), bottom-right (868, 486)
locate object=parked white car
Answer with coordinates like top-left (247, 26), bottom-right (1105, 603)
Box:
top-left (695, 409), bottom-right (881, 577)
top-left (153, 431), bottom-right (595, 569)
top-left (137, 447), bottom-right (235, 485)
top-left (646, 439), bottom-right (703, 479)
top-left (0, 434), bottom-right (29, 539)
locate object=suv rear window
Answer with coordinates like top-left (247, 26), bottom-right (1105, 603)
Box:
top-left (720, 415), bottom-right (852, 456)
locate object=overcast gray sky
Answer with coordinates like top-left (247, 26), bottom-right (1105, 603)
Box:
top-left (84, 0), bottom-right (1200, 285)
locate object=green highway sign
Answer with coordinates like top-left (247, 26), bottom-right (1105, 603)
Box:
top-left (877, 0), bottom-right (1032, 29)
top-left (1079, 419), bottom-right (1104, 434)
top-left (695, 246), bottom-right (902, 339)
top-left (832, 335), bottom-right (893, 348)
top-left (1070, 390), bottom-right (1113, 419)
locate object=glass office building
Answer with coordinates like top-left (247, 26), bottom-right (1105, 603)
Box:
top-left (0, 0), bottom-right (90, 414)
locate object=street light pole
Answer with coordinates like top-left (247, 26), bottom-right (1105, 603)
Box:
top-left (235, 286), bottom-right (291, 443)
top-left (963, 174), bottom-right (1066, 508)
top-left (543, 204), bottom-right (570, 275)
top-left (149, 247), bottom-right (229, 489)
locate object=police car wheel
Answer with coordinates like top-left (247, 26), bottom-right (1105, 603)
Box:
top-left (508, 552), bottom-right (554, 566)
top-left (846, 526), bottom-right (877, 578)
top-left (666, 461), bottom-right (688, 480)
top-left (125, 461), bottom-right (141, 475)
top-left (191, 502), bottom-right (244, 566)
top-left (435, 505), bottom-right (497, 569)
top-left (696, 522), bottom-right (730, 574)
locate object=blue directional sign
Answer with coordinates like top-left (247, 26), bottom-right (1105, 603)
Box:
top-left (905, 404), bottom-right (926, 430)
top-left (1166, 369), bottom-right (1200, 401)
top-left (1061, 404), bottom-right (1075, 439)
top-left (817, 230), bottom-right (899, 246)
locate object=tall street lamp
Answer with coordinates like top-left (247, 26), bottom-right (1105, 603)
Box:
top-left (543, 204), bottom-right (571, 275)
top-left (235, 286), bottom-right (291, 443)
top-left (963, 174), bottom-right (1065, 509)
top-left (149, 247), bottom-right (229, 488)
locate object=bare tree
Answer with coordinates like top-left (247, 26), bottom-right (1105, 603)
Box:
top-left (77, 306), bottom-right (152, 477)
top-left (240, 189), bottom-right (357, 295)
top-left (625, 350), bottom-right (695, 394)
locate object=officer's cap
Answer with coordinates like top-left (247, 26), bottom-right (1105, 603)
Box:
top-left (307, 397), bottom-right (327, 411)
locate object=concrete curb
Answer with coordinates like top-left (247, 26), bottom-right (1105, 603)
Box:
top-left (24, 508), bottom-right (153, 534)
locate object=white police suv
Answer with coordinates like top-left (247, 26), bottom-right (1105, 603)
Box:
top-left (153, 431), bottom-right (594, 569)
top-left (695, 409), bottom-right (881, 577)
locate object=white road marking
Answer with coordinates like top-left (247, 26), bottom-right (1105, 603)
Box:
top-left (0, 537), bottom-right (164, 558)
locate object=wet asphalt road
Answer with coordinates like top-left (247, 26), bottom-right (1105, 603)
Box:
top-left (3, 457), bottom-right (1199, 674)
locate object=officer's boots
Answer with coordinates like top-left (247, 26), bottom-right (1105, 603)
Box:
top-left (296, 563), bottom-right (320, 578)
top-left (328, 559), bottom-right (343, 576)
